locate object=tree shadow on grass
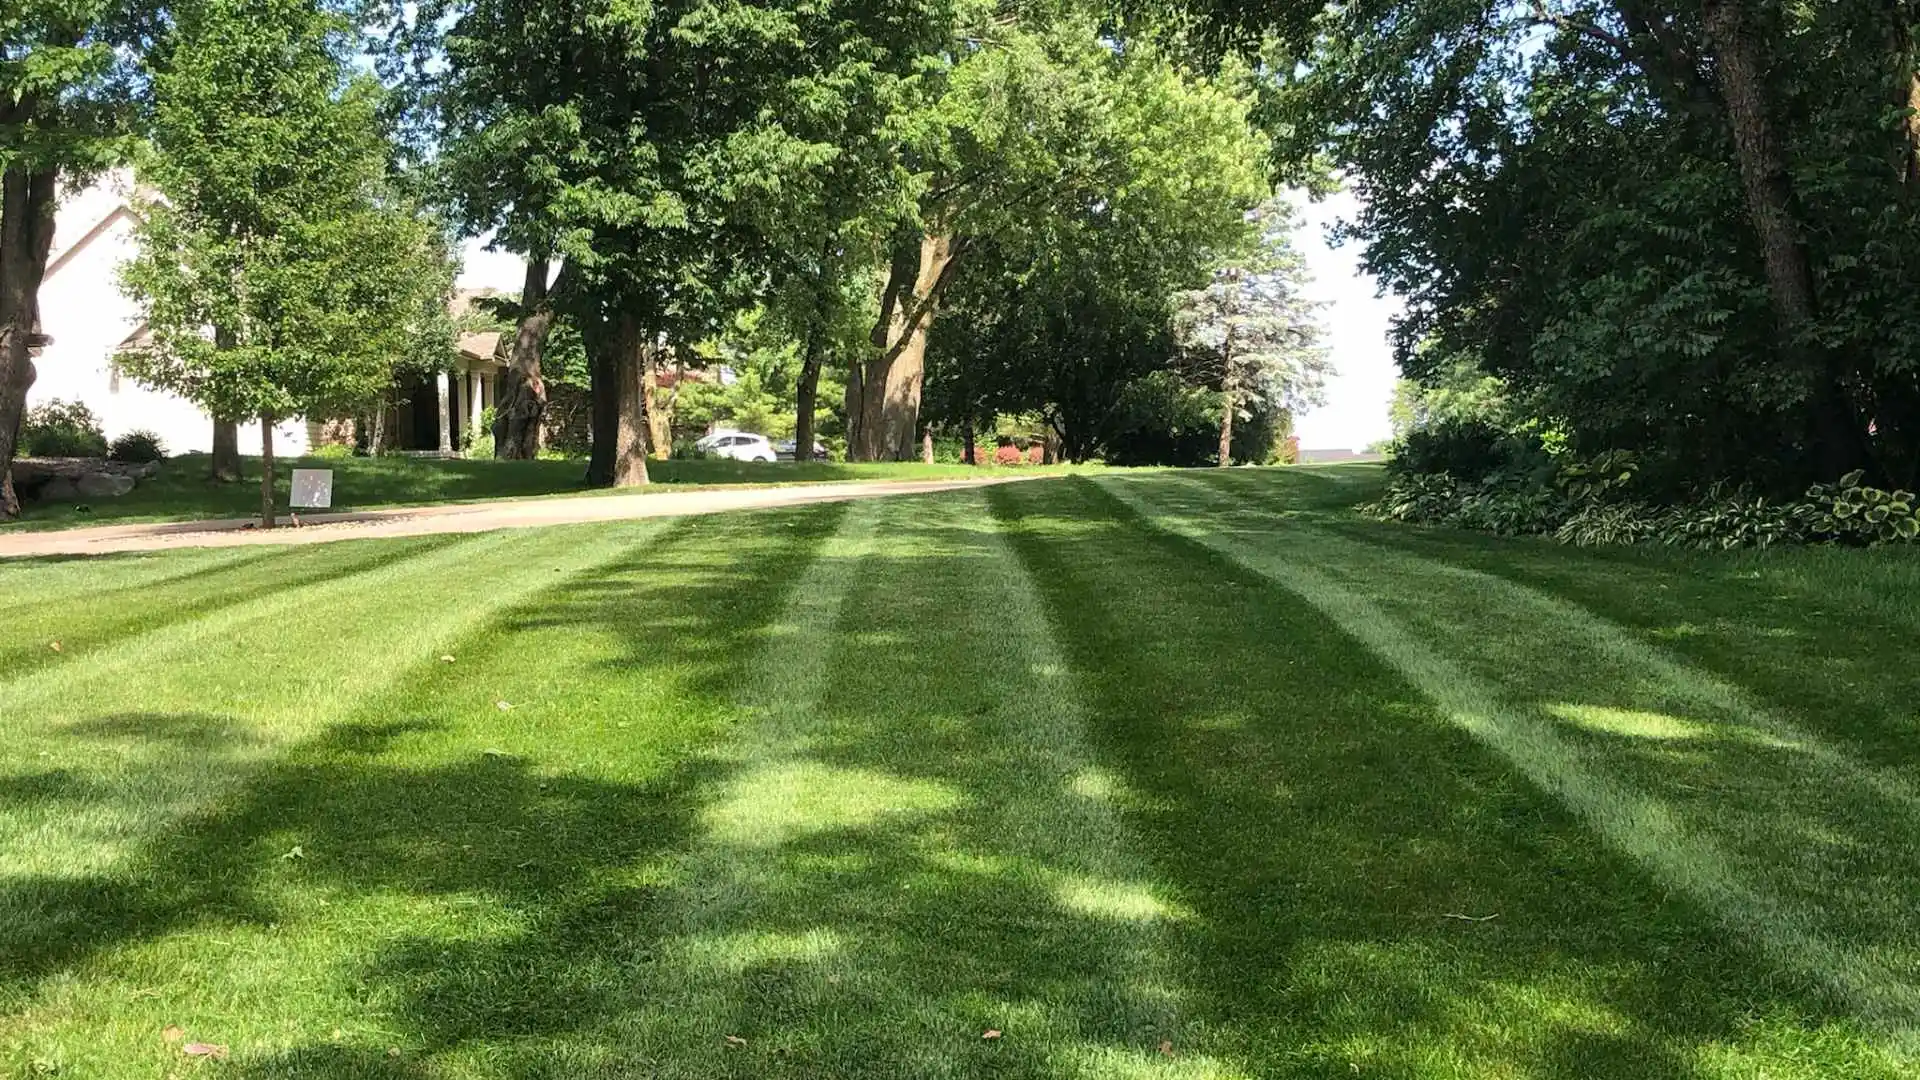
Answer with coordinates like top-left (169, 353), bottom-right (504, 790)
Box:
top-left (1305, 510), bottom-right (1920, 773)
top-left (992, 478), bottom-right (1902, 1078)
top-left (0, 508), bottom-right (845, 1060)
top-left (1149, 470), bottom-right (1920, 1023)
top-left (0, 536), bottom-right (467, 681)
top-left (218, 496), bottom-right (1249, 1079)
top-left (9, 485), bottom-right (1902, 1078)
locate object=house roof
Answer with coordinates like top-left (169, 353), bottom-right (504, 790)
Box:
top-left (1297, 448), bottom-right (1384, 464)
top-left (457, 330), bottom-right (504, 363)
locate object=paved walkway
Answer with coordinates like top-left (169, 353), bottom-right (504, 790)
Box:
top-left (0, 476), bottom-right (1040, 559)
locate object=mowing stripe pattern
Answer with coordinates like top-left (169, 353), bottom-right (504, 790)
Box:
top-left (1101, 471), bottom-right (1920, 1054)
top-left (5, 470), bottom-right (1918, 1079)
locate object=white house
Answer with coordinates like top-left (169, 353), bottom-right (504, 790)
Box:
top-left (29, 172), bottom-right (506, 458)
top-left (31, 171), bottom-right (310, 455)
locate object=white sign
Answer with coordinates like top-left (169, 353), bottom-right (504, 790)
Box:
top-left (290, 469), bottom-right (334, 509)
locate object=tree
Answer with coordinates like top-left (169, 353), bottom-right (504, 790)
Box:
top-left (849, 22), bottom-right (1271, 460)
top-left (1207, 0), bottom-right (1920, 494)
top-left (119, 0), bottom-right (448, 526)
top-left (390, 0), bottom-right (950, 482)
top-left (1, 0), bottom-right (149, 517)
top-left (397, 0), bottom-right (588, 460)
top-left (1174, 198), bottom-right (1330, 466)
top-left (919, 40), bottom-right (1271, 462)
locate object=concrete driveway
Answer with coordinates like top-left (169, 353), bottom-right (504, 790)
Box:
top-left (0, 475), bottom-right (1040, 559)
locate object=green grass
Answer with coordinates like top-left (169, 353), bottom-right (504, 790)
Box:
top-left (4, 465), bottom-right (1920, 1076)
top-left (1, 452), bottom-right (1102, 531)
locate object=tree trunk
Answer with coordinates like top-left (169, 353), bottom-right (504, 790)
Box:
top-left (1217, 396), bottom-right (1236, 467)
top-left (209, 323), bottom-right (242, 481)
top-left (1885, 0), bottom-right (1920, 183)
top-left (211, 420), bottom-right (241, 481)
top-left (848, 231), bottom-right (961, 461)
top-left (1700, 0), bottom-right (1860, 478)
top-left (961, 416), bottom-right (976, 465)
top-left (921, 428), bottom-right (935, 464)
top-left (642, 356), bottom-right (673, 459)
top-left (1700, 0), bottom-right (1815, 328)
top-left (586, 314), bottom-right (617, 486)
top-left (258, 414), bottom-right (277, 528)
top-left (1218, 358), bottom-right (1238, 467)
top-left (613, 317), bottom-right (650, 487)
top-left (0, 164), bottom-right (58, 520)
top-left (366, 393), bottom-right (388, 456)
top-left (794, 324), bottom-right (825, 463)
top-left (495, 258), bottom-right (563, 459)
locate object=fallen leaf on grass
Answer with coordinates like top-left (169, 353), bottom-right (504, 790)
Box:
top-left (495, 701), bottom-right (515, 711)
top-left (1158, 1041), bottom-right (1174, 1056)
top-left (162, 1026), bottom-right (185, 1043)
top-left (181, 1043), bottom-right (227, 1060)
top-left (723, 1035), bottom-right (747, 1047)
top-left (280, 845), bottom-right (305, 860)
top-left (440, 655), bottom-right (456, 663)
top-left (387, 1047), bottom-right (401, 1058)
top-left (48, 641), bottom-right (61, 653)
top-left (982, 1030), bottom-right (1002, 1041)
top-left (482, 748), bottom-right (509, 758)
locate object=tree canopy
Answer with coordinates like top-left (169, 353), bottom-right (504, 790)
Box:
top-left (1, 0), bottom-right (154, 515)
top-left (119, 0), bottom-right (449, 524)
top-left (1219, 0), bottom-right (1920, 496)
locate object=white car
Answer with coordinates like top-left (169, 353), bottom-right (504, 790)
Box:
top-left (695, 431), bottom-right (778, 462)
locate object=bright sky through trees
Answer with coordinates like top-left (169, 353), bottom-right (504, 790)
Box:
top-left (457, 189), bottom-right (1405, 453)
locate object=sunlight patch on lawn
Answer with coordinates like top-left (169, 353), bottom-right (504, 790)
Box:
top-left (1057, 1043), bottom-right (1246, 1079)
top-left (1549, 704), bottom-right (1715, 741)
top-left (680, 927), bottom-right (846, 973)
top-left (702, 760), bottom-right (967, 848)
top-left (1548, 702), bottom-right (1803, 749)
top-left (1070, 766), bottom-right (1121, 803)
top-left (1052, 872), bottom-right (1188, 923)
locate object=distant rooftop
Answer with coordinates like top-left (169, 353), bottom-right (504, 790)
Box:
top-left (1297, 448), bottom-right (1385, 464)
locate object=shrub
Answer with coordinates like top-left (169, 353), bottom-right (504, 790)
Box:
top-left (1554, 502), bottom-right (1666, 547)
top-left (1392, 420), bottom-right (1528, 482)
top-left (1449, 483), bottom-right (1570, 536)
top-left (308, 441), bottom-right (355, 460)
top-left (1555, 449), bottom-right (1640, 503)
top-left (1649, 492), bottom-right (1808, 550)
top-left (1805, 471), bottom-right (1920, 544)
top-left (20, 400), bottom-right (109, 457)
top-left (1373, 464), bottom-right (1912, 551)
top-left (1364, 472), bottom-right (1460, 524)
top-left (107, 430), bottom-right (166, 463)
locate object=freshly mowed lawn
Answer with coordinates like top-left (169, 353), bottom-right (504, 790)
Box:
top-left (0, 452), bottom-right (1094, 531)
top-left (3, 467), bottom-right (1919, 1077)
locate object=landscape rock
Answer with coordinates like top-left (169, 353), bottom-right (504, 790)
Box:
top-left (38, 477), bottom-right (80, 502)
top-left (8, 457), bottom-right (156, 503)
top-left (76, 472), bottom-right (137, 498)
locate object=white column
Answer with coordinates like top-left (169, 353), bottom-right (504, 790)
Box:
top-left (436, 371), bottom-right (452, 453)
top-left (468, 369), bottom-right (483, 432)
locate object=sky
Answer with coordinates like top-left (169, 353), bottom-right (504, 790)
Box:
top-left (455, 191), bottom-right (1405, 451)
top-left (1289, 191), bottom-right (1403, 452)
